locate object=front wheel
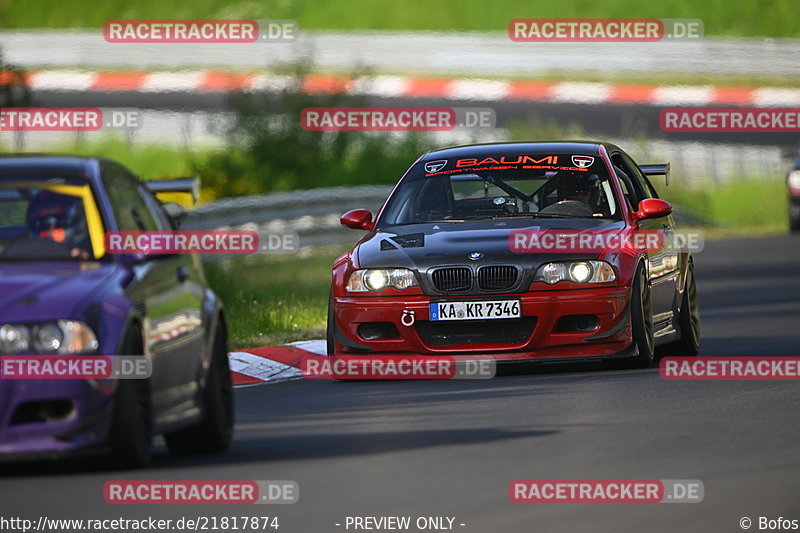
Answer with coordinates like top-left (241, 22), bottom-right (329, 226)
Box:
top-left (658, 263), bottom-right (700, 357)
top-left (622, 263), bottom-right (655, 369)
top-left (164, 319), bottom-right (234, 454)
top-left (108, 328), bottom-right (152, 469)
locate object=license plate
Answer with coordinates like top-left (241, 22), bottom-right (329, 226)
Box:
top-left (430, 300), bottom-right (521, 321)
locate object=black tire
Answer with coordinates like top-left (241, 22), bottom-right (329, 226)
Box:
top-left (658, 262), bottom-right (700, 357)
top-left (790, 206), bottom-right (800, 233)
top-left (327, 290), bottom-right (360, 381)
top-left (164, 319), bottom-right (233, 454)
top-left (108, 328), bottom-right (153, 469)
top-left (623, 263), bottom-right (655, 369)
top-left (326, 289), bottom-right (335, 356)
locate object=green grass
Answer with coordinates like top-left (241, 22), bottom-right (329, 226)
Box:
top-left (658, 178), bottom-right (789, 234)
top-left (1, 136), bottom-right (192, 178)
top-left (204, 246), bottom-right (348, 350)
top-left (0, 0), bottom-right (797, 38)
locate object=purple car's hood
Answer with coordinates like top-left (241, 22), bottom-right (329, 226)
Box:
top-left (0, 261), bottom-right (120, 323)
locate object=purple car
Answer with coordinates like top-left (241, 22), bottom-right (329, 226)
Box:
top-left (0, 155), bottom-right (232, 468)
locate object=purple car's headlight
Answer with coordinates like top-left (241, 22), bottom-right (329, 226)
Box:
top-left (0, 324), bottom-right (30, 354)
top-left (0, 320), bottom-right (99, 355)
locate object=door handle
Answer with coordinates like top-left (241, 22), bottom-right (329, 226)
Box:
top-left (176, 266), bottom-right (189, 283)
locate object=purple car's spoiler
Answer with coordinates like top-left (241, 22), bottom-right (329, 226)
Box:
top-left (639, 163), bottom-right (670, 186)
top-left (146, 177), bottom-right (200, 204)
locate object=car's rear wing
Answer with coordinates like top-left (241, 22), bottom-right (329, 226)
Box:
top-left (639, 163), bottom-right (670, 186)
top-left (145, 177), bottom-right (200, 204)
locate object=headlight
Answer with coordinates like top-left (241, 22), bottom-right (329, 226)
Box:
top-left (0, 320), bottom-right (98, 355)
top-left (534, 261), bottom-right (616, 285)
top-left (0, 324), bottom-right (30, 354)
top-left (33, 323), bottom-right (64, 352)
top-left (569, 262), bottom-right (593, 283)
top-left (788, 170), bottom-right (800, 190)
top-left (366, 270), bottom-right (390, 291)
top-left (347, 268), bottom-right (418, 292)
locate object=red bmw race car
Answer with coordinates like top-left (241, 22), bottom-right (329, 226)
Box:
top-left (328, 142), bottom-right (700, 368)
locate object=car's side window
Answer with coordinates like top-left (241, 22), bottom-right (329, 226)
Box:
top-left (102, 162), bottom-right (158, 231)
top-left (610, 153), bottom-right (641, 209)
top-left (620, 152), bottom-right (657, 201)
top-left (642, 176), bottom-right (661, 199)
top-left (138, 186), bottom-right (173, 231)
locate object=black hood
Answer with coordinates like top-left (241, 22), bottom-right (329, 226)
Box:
top-left (356, 218), bottom-right (625, 295)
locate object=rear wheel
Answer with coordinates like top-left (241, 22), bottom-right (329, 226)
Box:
top-left (108, 328), bottom-right (152, 469)
top-left (164, 319), bottom-right (233, 454)
top-left (658, 262), bottom-right (700, 357)
top-left (621, 263), bottom-right (655, 369)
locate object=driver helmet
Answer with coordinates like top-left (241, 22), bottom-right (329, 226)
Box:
top-left (26, 191), bottom-right (89, 250)
top-left (557, 172), bottom-right (601, 206)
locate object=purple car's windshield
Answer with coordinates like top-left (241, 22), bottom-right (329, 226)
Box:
top-left (0, 178), bottom-right (96, 261)
top-left (378, 153), bottom-right (621, 227)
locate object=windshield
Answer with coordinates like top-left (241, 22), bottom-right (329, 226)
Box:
top-left (0, 177), bottom-right (103, 261)
top-left (378, 152), bottom-right (620, 227)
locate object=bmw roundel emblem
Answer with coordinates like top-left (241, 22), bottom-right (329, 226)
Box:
top-left (468, 252), bottom-right (484, 261)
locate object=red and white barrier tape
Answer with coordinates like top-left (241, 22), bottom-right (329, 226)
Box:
top-left (16, 70), bottom-right (800, 107)
top-left (228, 340), bottom-right (326, 386)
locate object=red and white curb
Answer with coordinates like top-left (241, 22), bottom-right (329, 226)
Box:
top-left (13, 69), bottom-right (800, 107)
top-left (228, 340), bottom-right (326, 386)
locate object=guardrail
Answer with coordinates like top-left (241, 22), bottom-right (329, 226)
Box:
top-left (180, 183), bottom-right (714, 262)
top-left (181, 185), bottom-right (393, 256)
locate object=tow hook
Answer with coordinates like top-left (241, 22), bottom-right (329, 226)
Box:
top-left (401, 310), bottom-right (416, 327)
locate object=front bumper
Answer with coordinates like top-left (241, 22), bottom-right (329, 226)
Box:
top-left (333, 285), bottom-right (633, 361)
top-left (0, 379), bottom-right (114, 458)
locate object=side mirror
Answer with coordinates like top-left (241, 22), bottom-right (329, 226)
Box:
top-left (341, 209), bottom-right (374, 230)
top-left (633, 198), bottom-right (672, 221)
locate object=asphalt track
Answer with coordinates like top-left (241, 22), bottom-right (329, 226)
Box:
top-left (2, 234), bottom-right (800, 532)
